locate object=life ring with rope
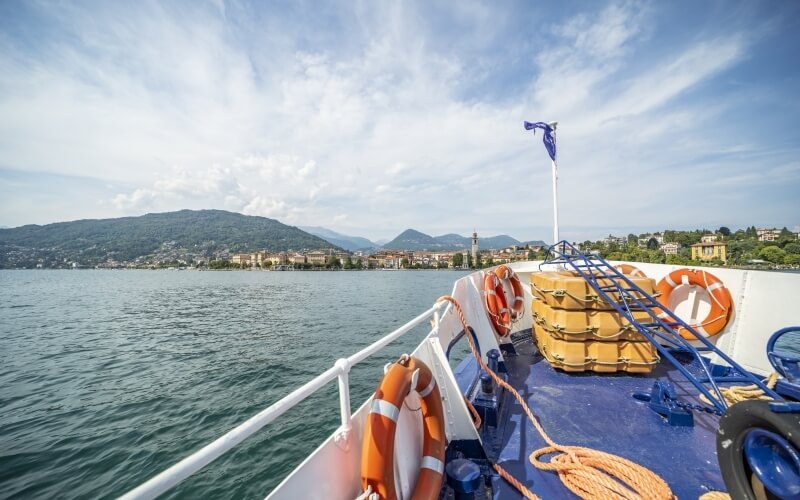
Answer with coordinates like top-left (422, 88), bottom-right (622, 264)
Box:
top-left (484, 266), bottom-right (524, 337)
top-left (655, 268), bottom-right (733, 340)
top-left (496, 265), bottom-right (525, 321)
top-left (614, 263), bottom-right (646, 278)
top-left (360, 355), bottom-right (446, 500)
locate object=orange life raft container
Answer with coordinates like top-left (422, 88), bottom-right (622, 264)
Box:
top-left (655, 268), bottom-right (733, 340)
top-left (360, 356), bottom-right (445, 500)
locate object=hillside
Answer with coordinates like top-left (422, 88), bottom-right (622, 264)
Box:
top-left (0, 210), bottom-right (337, 268)
top-left (383, 229), bottom-right (540, 251)
top-left (298, 226), bottom-right (377, 251)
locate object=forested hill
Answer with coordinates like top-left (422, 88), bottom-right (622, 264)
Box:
top-left (383, 229), bottom-right (541, 251)
top-left (0, 210), bottom-right (337, 268)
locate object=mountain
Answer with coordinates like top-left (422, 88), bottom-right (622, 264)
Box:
top-left (0, 209), bottom-right (337, 268)
top-left (522, 240), bottom-right (548, 248)
top-left (382, 229), bottom-right (532, 251)
top-left (298, 226), bottom-right (377, 251)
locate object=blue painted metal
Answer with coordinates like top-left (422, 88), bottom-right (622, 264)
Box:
top-left (487, 349), bottom-right (500, 373)
top-left (768, 401), bottom-right (800, 413)
top-left (446, 327), bottom-right (481, 361)
top-left (743, 428), bottom-right (800, 499)
top-left (445, 459), bottom-right (482, 499)
top-left (542, 241), bottom-right (783, 415)
top-left (767, 326), bottom-right (800, 383)
top-left (488, 345), bottom-right (726, 498)
top-left (632, 381), bottom-right (694, 426)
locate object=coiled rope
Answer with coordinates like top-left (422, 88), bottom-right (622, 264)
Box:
top-left (699, 372), bottom-right (778, 407)
top-left (437, 295), bottom-right (674, 500)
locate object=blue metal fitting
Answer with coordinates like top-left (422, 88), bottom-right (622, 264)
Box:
top-left (445, 458), bottom-right (482, 499)
top-left (480, 371), bottom-right (493, 394)
top-left (744, 428), bottom-right (800, 499)
top-left (768, 401), bottom-right (800, 414)
top-left (633, 380), bottom-right (694, 427)
top-left (487, 349), bottom-right (500, 373)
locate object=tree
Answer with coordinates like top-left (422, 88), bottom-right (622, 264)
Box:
top-left (475, 253), bottom-right (483, 269)
top-left (759, 246), bottom-right (786, 264)
top-left (485, 257), bottom-right (494, 267)
top-left (401, 257), bottom-right (409, 268)
top-left (785, 254), bottom-right (800, 266)
top-left (355, 257), bottom-right (363, 268)
top-left (647, 238), bottom-right (659, 250)
top-left (452, 253), bottom-right (464, 267)
top-left (784, 242), bottom-right (800, 255)
top-left (627, 234), bottom-right (637, 245)
top-left (718, 226), bottom-right (731, 237)
top-left (527, 250), bottom-right (535, 260)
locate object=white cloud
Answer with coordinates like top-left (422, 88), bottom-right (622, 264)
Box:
top-left (0, 1), bottom-right (797, 240)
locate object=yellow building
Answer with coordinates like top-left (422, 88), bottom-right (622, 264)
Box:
top-left (690, 242), bottom-right (727, 262)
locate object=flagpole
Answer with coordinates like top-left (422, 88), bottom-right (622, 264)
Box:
top-left (549, 122), bottom-right (559, 245)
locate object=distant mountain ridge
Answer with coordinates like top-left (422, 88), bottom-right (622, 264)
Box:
top-left (0, 209), bottom-right (337, 268)
top-left (298, 226), bottom-right (378, 251)
top-left (383, 229), bottom-right (544, 251)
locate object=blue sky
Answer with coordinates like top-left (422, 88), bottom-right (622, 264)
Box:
top-left (1, 0), bottom-right (798, 242)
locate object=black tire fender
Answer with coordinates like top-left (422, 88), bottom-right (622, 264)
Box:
top-left (716, 400), bottom-right (800, 500)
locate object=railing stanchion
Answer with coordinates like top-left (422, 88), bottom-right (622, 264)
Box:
top-left (335, 359), bottom-right (351, 430)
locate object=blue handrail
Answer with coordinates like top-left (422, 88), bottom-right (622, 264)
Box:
top-left (541, 241), bottom-right (782, 414)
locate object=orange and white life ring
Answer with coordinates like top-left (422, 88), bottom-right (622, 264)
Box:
top-left (655, 268), bottom-right (733, 340)
top-left (495, 264), bottom-right (525, 321)
top-left (614, 264), bottom-right (646, 278)
top-left (361, 356), bottom-right (446, 500)
top-left (484, 271), bottom-right (511, 336)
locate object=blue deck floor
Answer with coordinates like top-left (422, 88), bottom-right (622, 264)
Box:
top-left (473, 338), bottom-right (727, 498)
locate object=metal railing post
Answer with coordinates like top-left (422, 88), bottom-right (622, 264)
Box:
top-left (333, 358), bottom-right (352, 450)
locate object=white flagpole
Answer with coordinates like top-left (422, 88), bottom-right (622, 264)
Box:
top-left (548, 121), bottom-right (559, 245)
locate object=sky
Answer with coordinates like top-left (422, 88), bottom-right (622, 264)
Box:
top-left (1, 0), bottom-right (799, 243)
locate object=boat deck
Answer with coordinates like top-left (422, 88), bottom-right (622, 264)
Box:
top-left (454, 332), bottom-right (726, 498)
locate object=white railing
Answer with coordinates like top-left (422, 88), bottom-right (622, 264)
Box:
top-left (119, 301), bottom-right (447, 500)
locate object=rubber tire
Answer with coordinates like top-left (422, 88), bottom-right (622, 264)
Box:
top-left (716, 400), bottom-right (800, 500)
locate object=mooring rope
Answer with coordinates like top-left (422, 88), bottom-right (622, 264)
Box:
top-left (437, 295), bottom-right (674, 500)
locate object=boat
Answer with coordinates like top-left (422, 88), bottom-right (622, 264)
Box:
top-left (119, 124), bottom-right (800, 500)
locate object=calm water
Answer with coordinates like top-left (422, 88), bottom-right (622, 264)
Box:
top-left (0, 269), bottom-right (469, 499)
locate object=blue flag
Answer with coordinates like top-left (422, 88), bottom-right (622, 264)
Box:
top-left (524, 121), bottom-right (556, 161)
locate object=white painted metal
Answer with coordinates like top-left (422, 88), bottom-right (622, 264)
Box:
top-left (120, 302), bottom-right (445, 500)
top-left (334, 358), bottom-right (352, 450)
top-left (548, 121), bottom-right (559, 245)
top-left (267, 279), bottom-right (482, 500)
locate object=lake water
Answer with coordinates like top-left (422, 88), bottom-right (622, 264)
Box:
top-left (0, 269), bottom-right (469, 499)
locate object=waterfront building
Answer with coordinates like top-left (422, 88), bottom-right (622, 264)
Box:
top-left (231, 253), bottom-right (251, 266)
top-left (691, 241), bottom-right (727, 262)
top-left (660, 242), bottom-right (681, 255)
top-left (603, 235), bottom-right (627, 246)
top-left (700, 234), bottom-right (718, 243)
top-left (757, 228), bottom-right (782, 242)
top-left (306, 251), bottom-right (327, 265)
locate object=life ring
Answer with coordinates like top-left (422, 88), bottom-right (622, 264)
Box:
top-left (484, 271), bottom-right (511, 336)
top-left (361, 356), bottom-right (446, 500)
top-left (655, 268), bottom-right (733, 340)
top-left (614, 264), bottom-right (646, 278)
top-left (495, 264), bottom-right (525, 321)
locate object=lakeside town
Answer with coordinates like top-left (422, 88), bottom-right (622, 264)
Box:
top-left (212, 226), bottom-right (800, 271)
top-left (10, 226), bottom-right (799, 271)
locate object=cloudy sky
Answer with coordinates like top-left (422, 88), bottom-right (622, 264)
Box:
top-left (1, 1), bottom-right (798, 242)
